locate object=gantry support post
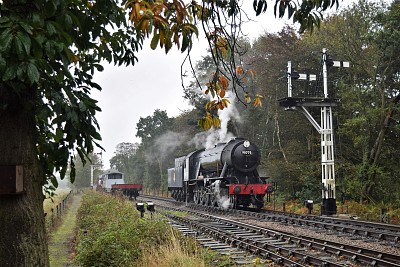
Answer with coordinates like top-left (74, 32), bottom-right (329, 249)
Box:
top-left (320, 48), bottom-right (337, 215)
top-left (90, 164), bottom-right (103, 189)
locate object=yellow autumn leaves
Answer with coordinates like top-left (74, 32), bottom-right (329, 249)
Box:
top-left (126, 0), bottom-right (199, 53)
top-left (198, 69), bottom-right (263, 130)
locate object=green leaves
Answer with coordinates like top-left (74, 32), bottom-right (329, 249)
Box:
top-left (270, 0), bottom-right (340, 33)
top-left (0, 28), bottom-right (13, 54)
top-left (0, 15), bottom-right (41, 85)
top-left (27, 63), bottom-right (40, 84)
top-left (16, 32), bottom-right (32, 57)
top-left (0, 0), bottom-right (145, 190)
top-left (253, 0), bottom-right (268, 16)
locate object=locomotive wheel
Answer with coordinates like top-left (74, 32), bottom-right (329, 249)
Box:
top-left (253, 194), bottom-right (265, 209)
top-left (229, 195), bottom-right (237, 209)
top-left (193, 191), bottom-right (200, 204)
top-left (255, 203), bottom-right (264, 209)
top-left (204, 194), bottom-right (210, 206)
top-left (199, 192), bottom-right (205, 205)
top-left (212, 196), bottom-right (219, 207)
top-left (193, 185), bottom-right (201, 204)
top-left (193, 191), bottom-right (197, 203)
top-left (209, 193), bottom-right (217, 207)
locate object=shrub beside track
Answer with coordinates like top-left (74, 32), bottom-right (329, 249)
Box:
top-left (74, 191), bottom-right (227, 267)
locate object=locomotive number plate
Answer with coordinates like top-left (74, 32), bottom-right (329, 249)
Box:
top-left (241, 150), bottom-right (252, 155)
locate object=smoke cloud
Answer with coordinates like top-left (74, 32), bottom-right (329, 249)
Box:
top-left (213, 180), bottom-right (230, 209)
top-left (189, 91), bottom-right (241, 149)
top-left (145, 130), bottom-right (188, 161)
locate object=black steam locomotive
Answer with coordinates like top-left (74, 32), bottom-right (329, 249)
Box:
top-left (167, 138), bottom-right (273, 209)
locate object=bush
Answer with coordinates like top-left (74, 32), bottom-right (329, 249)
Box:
top-left (75, 191), bottom-right (172, 266)
top-left (339, 200), bottom-right (400, 223)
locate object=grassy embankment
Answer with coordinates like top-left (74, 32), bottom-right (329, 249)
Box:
top-left (43, 188), bottom-right (73, 232)
top-left (44, 188), bottom-right (80, 266)
top-left (73, 191), bottom-right (235, 267)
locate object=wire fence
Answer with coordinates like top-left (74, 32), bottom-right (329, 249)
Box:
top-left (45, 190), bottom-right (74, 233)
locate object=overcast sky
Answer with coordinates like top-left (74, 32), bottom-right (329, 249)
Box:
top-left (91, 0), bottom-right (365, 169)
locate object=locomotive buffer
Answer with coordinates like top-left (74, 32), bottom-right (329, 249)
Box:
top-left (278, 48), bottom-right (349, 216)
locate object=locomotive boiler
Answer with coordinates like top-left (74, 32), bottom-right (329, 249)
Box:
top-left (167, 138), bottom-right (273, 209)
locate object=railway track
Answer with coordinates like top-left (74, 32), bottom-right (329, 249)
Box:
top-left (187, 200), bottom-right (400, 247)
top-left (249, 209), bottom-right (400, 245)
top-left (137, 195), bottom-right (400, 266)
top-left (168, 221), bottom-right (261, 266)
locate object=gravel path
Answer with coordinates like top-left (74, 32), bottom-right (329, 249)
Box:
top-left (48, 194), bottom-right (82, 267)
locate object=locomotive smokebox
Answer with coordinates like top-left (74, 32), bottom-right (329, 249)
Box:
top-left (221, 139), bottom-right (260, 173)
top-left (197, 138), bottom-right (261, 174)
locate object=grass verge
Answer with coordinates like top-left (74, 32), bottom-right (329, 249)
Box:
top-left (48, 193), bottom-right (81, 266)
top-left (74, 191), bottom-right (235, 267)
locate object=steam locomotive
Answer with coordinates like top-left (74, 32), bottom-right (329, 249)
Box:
top-left (167, 138), bottom-right (273, 209)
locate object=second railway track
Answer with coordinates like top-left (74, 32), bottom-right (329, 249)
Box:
top-left (138, 195), bottom-right (400, 266)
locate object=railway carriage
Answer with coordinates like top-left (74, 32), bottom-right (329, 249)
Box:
top-left (97, 169), bottom-right (125, 193)
top-left (97, 169), bottom-right (142, 199)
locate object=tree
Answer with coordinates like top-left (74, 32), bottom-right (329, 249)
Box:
top-left (136, 110), bottom-right (176, 189)
top-left (136, 110), bottom-right (174, 145)
top-left (0, 0), bottom-right (342, 265)
top-left (72, 153), bottom-right (103, 189)
top-left (0, 0), bottom-right (146, 265)
top-left (241, 27), bottom-right (320, 200)
top-left (109, 142), bottom-right (139, 182)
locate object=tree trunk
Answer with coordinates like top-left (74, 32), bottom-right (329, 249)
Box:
top-left (365, 94), bottom-right (400, 198)
top-left (0, 87), bottom-right (49, 266)
top-left (273, 112), bottom-right (288, 163)
top-left (158, 159), bottom-right (163, 191)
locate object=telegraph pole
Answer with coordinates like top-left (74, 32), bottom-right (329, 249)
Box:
top-left (279, 48), bottom-right (349, 216)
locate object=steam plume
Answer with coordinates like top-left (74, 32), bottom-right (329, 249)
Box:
top-left (190, 91), bottom-right (241, 149)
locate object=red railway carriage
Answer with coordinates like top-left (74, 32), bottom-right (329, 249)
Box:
top-left (111, 183), bottom-right (143, 200)
top-left (111, 184), bottom-right (143, 190)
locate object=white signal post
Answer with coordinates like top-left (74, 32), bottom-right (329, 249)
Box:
top-left (279, 48), bottom-right (349, 215)
top-left (321, 48), bottom-right (336, 214)
top-left (287, 61), bottom-right (293, 97)
top-left (90, 164), bottom-right (102, 189)
top-left (90, 152), bottom-right (103, 189)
